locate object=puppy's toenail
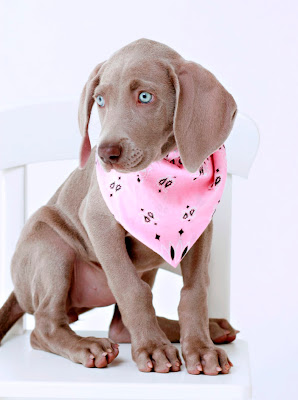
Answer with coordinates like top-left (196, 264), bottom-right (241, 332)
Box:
top-left (197, 364), bottom-right (203, 371)
top-left (102, 352), bottom-right (108, 356)
top-left (107, 348), bottom-right (113, 353)
top-left (147, 361), bottom-right (153, 368)
top-left (166, 362), bottom-right (172, 368)
top-left (216, 366), bottom-right (222, 371)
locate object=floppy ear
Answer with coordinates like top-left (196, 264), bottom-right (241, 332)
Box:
top-left (169, 61), bottom-right (237, 173)
top-left (78, 62), bottom-right (105, 168)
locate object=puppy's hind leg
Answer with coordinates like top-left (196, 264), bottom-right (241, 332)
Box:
top-left (21, 223), bottom-right (119, 368)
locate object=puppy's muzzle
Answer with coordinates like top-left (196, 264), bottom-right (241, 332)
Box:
top-left (98, 144), bottom-right (122, 164)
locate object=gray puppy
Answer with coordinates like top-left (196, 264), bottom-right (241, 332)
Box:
top-left (0, 39), bottom-right (237, 375)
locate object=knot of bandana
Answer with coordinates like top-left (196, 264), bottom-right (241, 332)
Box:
top-left (96, 145), bottom-right (227, 267)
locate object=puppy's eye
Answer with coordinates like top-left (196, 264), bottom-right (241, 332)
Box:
top-left (95, 95), bottom-right (105, 107)
top-left (138, 92), bottom-right (153, 104)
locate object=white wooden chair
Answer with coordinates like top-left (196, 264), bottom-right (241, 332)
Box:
top-left (0, 101), bottom-right (259, 400)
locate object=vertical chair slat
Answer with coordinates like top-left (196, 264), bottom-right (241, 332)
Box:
top-left (208, 174), bottom-right (232, 320)
top-left (0, 167), bottom-right (26, 334)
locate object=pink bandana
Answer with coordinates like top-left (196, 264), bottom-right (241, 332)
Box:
top-left (95, 145), bottom-right (227, 268)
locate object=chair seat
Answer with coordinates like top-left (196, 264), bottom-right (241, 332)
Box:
top-left (0, 330), bottom-right (251, 400)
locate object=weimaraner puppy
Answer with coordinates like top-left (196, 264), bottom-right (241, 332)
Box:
top-left (0, 38), bottom-right (238, 375)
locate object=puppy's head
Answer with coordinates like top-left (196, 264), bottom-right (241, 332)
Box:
top-left (78, 38), bottom-right (237, 173)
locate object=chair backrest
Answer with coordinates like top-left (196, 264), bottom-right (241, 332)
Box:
top-left (0, 100), bottom-right (259, 329)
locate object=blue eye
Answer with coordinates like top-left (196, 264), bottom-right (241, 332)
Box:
top-left (96, 95), bottom-right (105, 107)
top-left (138, 92), bottom-right (153, 104)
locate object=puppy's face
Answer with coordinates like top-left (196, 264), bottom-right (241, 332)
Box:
top-left (95, 59), bottom-right (177, 173)
top-left (79, 39), bottom-right (237, 174)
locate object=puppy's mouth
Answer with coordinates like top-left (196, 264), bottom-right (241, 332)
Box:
top-left (97, 141), bottom-right (156, 173)
top-left (106, 147), bottom-right (170, 173)
top-left (112, 155), bottom-right (144, 173)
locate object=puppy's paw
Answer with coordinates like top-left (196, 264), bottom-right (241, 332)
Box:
top-left (132, 340), bottom-right (182, 373)
top-left (182, 340), bottom-right (233, 375)
top-left (209, 318), bottom-right (240, 344)
top-left (70, 336), bottom-right (120, 368)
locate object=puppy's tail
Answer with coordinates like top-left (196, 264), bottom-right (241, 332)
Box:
top-left (0, 291), bottom-right (24, 344)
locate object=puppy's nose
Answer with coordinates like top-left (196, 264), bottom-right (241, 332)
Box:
top-left (98, 144), bottom-right (122, 164)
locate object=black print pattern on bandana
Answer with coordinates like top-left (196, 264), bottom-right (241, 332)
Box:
top-left (182, 205), bottom-right (196, 222)
top-left (193, 165), bottom-right (205, 181)
top-left (141, 209), bottom-right (157, 225)
top-left (181, 246), bottom-right (188, 260)
top-left (170, 246), bottom-right (175, 260)
top-left (164, 155), bottom-right (183, 168)
top-left (208, 173), bottom-right (221, 190)
top-left (144, 211), bottom-right (154, 223)
top-left (109, 180), bottom-right (122, 197)
top-left (158, 177), bottom-right (175, 193)
top-left (169, 157), bottom-right (183, 168)
top-left (215, 176), bottom-right (221, 186)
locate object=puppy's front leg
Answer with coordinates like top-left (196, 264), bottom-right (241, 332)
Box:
top-left (178, 220), bottom-right (233, 375)
top-left (84, 194), bottom-right (181, 372)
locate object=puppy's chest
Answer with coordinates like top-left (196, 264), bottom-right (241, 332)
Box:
top-left (68, 235), bottom-right (163, 309)
top-left (125, 232), bottom-right (165, 271)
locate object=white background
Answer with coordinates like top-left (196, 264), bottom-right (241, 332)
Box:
top-left (1, 1), bottom-right (298, 399)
